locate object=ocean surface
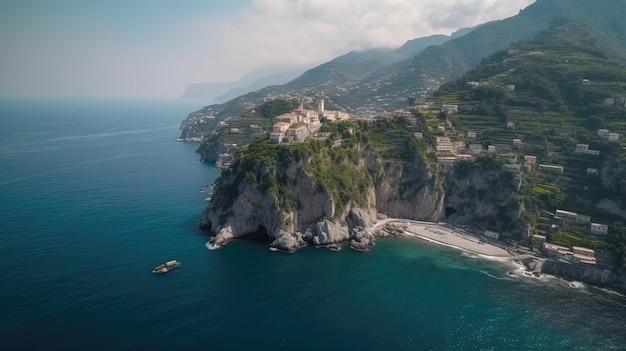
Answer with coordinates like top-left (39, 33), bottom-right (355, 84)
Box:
top-left (1, 98), bottom-right (625, 351)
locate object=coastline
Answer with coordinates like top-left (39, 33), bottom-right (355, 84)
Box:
top-left (373, 219), bottom-right (513, 258)
top-left (403, 222), bottom-right (512, 258)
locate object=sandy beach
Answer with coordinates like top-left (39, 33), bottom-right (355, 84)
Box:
top-left (401, 222), bottom-right (511, 257)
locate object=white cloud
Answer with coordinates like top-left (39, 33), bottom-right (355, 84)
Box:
top-left (199, 0), bottom-right (536, 81)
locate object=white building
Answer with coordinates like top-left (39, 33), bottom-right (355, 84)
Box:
top-left (575, 144), bottom-right (600, 155)
top-left (466, 131), bottom-right (476, 138)
top-left (590, 223), bottom-right (609, 236)
top-left (608, 133), bottom-right (620, 142)
top-left (587, 168), bottom-right (599, 176)
top-left (598, 129), bottom-right (610, 138)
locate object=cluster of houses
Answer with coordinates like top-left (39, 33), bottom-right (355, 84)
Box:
top-left (434, 135), bottom-right (474, 165)
top-left (523, 206), bottom-right (613, 267)
top-left (554, 209), bottom-right (609, 236)
top-left (269, 96), bottom-right (349, 144)
top-left (575, 143), bottom-right (600, 155)
top-left (597, 128), bottom-right (620, 142)
top-left (572, 129), bottom-right (621, 156)
top-left (532, 234), bottom-right (597, 266)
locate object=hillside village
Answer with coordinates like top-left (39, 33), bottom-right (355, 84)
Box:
top-left (268, 94), bottom-right (350, 144)
top-left (185, 86), bottom-right (623, 268)
top-left (180, 17), bottom-right (626, 275)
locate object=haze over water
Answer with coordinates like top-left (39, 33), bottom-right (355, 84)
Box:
top-left (1, 98), bottom-right (625, 350)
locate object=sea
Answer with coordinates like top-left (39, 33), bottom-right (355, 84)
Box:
top-left (1, 98), bottom-right (625, 351)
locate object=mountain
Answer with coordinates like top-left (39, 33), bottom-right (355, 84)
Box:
top-left (179, 33), bottom-right (460, 135)
top-left (180, 0), bottom-right (626, 139)
top-left (181, 68), bottom-right (304, 102)
top-left (180, 32), bottom-right (455, 103)
top-left (197, 18), bottom-right (626, 290)
top-left (212, 70), bottom-right (303, 103)
top-left (433, 17), bottom-right (626, 265)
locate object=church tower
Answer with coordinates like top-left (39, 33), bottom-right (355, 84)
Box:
top-left (318, 91), bottom-right (325, 114)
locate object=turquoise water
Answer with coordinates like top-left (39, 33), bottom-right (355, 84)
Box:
top-left (1, 98), bottom-right (625, 351)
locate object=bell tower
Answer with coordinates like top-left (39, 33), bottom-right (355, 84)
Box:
top-left (318, 90), bottom-right (325, 114)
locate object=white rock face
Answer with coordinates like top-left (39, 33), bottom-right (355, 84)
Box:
top-left (201, 146), bottom-right (526, 251)
top-left (312, 220), bottom-right (350, 246)
top-left (371, 158), bottom-right (444, 222)
top-left (270, 231), bottom-right (305, 252)
top-left (291, 167), bottom-right (335, 228)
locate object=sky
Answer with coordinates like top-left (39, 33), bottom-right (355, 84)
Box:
top-left (0, 0), bottom-right (536, 98)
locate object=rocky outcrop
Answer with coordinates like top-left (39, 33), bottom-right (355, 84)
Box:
top-left (369, 156), bottom-right (444, 222)
top-left (201, 140), bottom-right (526, 252)
top-left (197, 133), bottom-right (238, 164)
top-left (524, 258), bottom-right (626, 294)
top-left (601, 159), bottom-right (626, 209)
top-left (200, 155), bottom-right (378, 252)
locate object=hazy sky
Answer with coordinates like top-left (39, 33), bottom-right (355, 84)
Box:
top-left (0, 0), bottom-right (536, 98)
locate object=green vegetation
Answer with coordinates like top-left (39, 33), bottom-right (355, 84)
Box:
top-left (549, 229), bottom-right (607, 251)
top-left (257, 99), bottom-right (299, 119)
top-left (304, 146), bottom-right (371, 210)
top-left (436, 18), bottom-right (626, 264)
top-left (355, 115), bottom-right (435, 164)
top-left (234, 130), bottom-right (372, 215)
top-left (218, 99), bottom-right (298, 145)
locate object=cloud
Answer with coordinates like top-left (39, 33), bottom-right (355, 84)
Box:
top-left (200, 0), bottom-right (536, 81)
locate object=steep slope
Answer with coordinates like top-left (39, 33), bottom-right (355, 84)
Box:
top-left (179, 33), bottom-right (457, 137)
top-left (213, 70), bottom-right (303, 103)
top-left (201, 116), bottom-right (525, 252)
top-left (434, 18), bottom-right (626, 265)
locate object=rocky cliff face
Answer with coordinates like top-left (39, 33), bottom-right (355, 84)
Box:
top-left (526, 258), bottom-right (626, 294)
top-left (444, 157), bottom-right (523, 236)
top-left (200, 156), bottom-right (378, 252)
top-left (367, 155), bottom-right (444, 222)
top-left (200, 139), bottom-right (523, 251)
top-left (601, 159), bottom-right (626, 207)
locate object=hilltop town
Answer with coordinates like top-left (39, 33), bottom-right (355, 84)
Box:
top-left (181, 18), bottom-right (626, 292)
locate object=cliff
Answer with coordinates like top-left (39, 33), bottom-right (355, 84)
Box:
top-left (200, 122), bottom-right (524, 252)
top-left (525, 258), bottom-right (626, 294)
top-left (369, 155), bottom-right (444, 222)
top-left (444, 157), bottom-right (523, 236)
top-left (200, 141), bottom-right (379, 252)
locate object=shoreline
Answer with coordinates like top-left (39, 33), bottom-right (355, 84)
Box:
top-left (376, 219), bottom-right (513, 258)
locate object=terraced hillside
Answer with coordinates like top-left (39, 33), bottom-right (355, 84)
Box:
top-left (437, 19), bottom-right (626, 264)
